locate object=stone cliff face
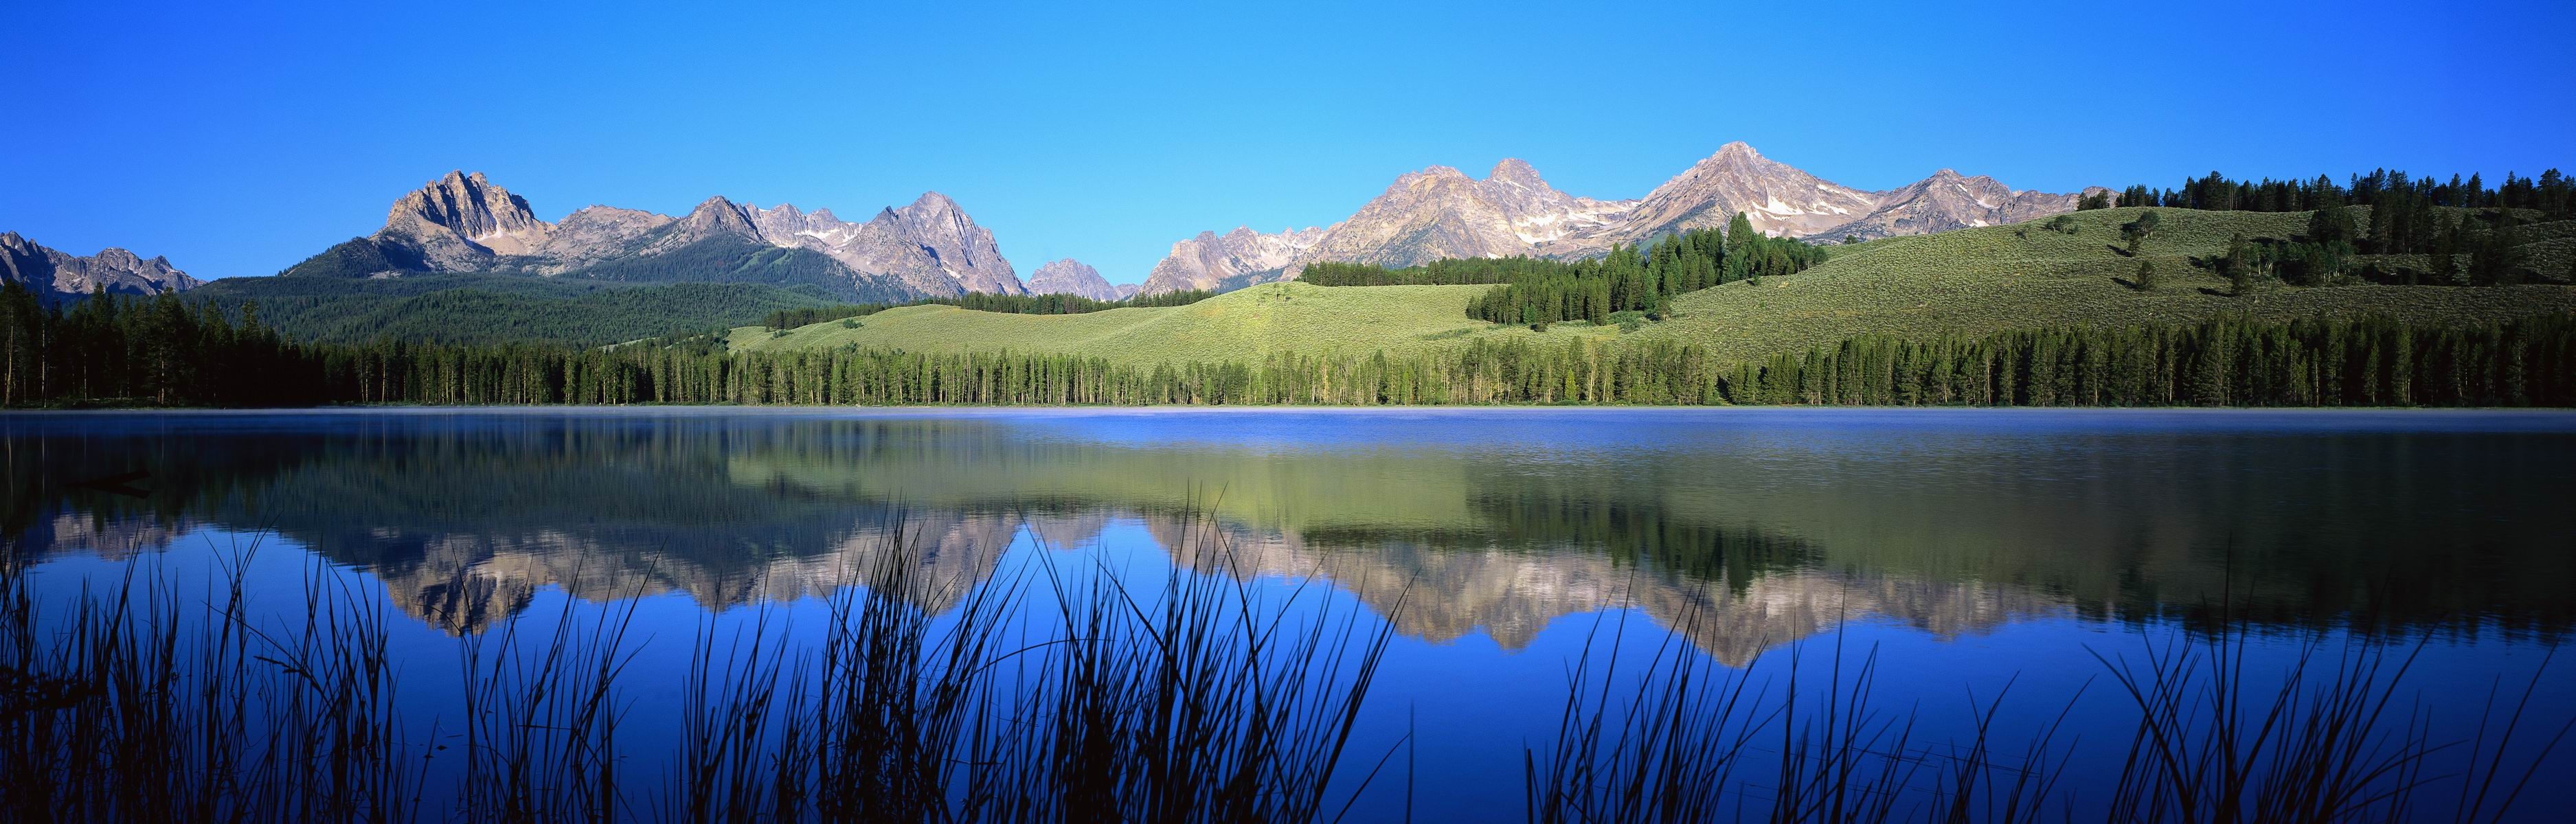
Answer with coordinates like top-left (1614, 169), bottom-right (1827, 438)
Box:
top-left (532, 205), bottom-right (674, 271)
top-left (1136, 225), bottom-right (1324, 295)
top-left (299, 172), bottom-right (1028, 298)
top-left (377, 170), bottom-right (553, 268)
top-left (1138, 142), bottom-right (2099, 293)
top-left (0, 231), bottom-right (202, 302)
top-left (1821, 169), bottom-right (2101, 241)
top-left (1289, 159), bottom-right (1636, 273)
top-left (1615, 141), bottom-right (1882, 241)
top-left (1026, 258), bottom-right (1121, 300)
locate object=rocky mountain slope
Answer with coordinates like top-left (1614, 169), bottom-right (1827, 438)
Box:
top-left (281, 172), bottom-right (1024, 300)
top-left (0, 231), bottom-right (202, 303)
top-left (1136, 226), bottom-right (1326, 295)
top-left (1025, 258), bottom-right (1129, 300)
top-left (1140, 142), bottom-right (2102, 293)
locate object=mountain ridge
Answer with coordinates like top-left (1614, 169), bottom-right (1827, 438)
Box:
top-left (0, 231), bottom-right (203, 303)
top-left (282, 172), bottom-right (1026, 301)
top-left (1137, 142), bottom-right (2105, 295)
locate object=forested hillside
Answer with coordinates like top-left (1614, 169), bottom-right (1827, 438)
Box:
top-left (744, 204), bottom-right (2576, 369)
top-left (186, 274), bottom-right (842, 346)
top-left (5, 279), bottom-right (2570, 409)
top-left (14, 168), bottom-right (2574, 409)
top-left (1301, 215), bottom-right (1827, 325)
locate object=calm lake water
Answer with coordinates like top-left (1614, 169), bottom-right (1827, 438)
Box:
top-left (7, 407), bottom-right (2573, 820)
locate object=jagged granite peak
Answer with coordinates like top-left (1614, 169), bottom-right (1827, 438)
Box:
top-left (1113, 282), bottom-right (1143, 301)
top-left (723, 192), bottom-right (1022, 297)
top-left (1137, 225), bottom-right (1326, 295)
top-left (377, 170), bottom-right (553, 268)
top-left (532, 205), bottom-right (675, 271)
top-left (0, 231), bottom-right (202, 303)
top-left (1144, 142), bottom-right (2097, 289)
top-left (1283, 158), bottom-right (1635, 275)
top-left (1026, 258), bottom-right (1122, 301)
top-left (655, 196), bottom-right (765, 247)
top-left (316, 172), bottom-right (1028, 298)
top-left (1821, 170), bottom-right (2105, 242)
top-left (874, 192), bottom-right (1022, 295)
top-left (1617, 141), bottom-right (1882, 241)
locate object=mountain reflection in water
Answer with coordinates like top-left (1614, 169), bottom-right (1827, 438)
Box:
top-left (7, 409), bottom-right (2570, 656)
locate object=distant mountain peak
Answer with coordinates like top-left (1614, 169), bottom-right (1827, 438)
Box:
top-left (1142, 140), bottom-right (2097, 288)
top-left (1709, 141), bottom-right (1764, 162)
top-left (376, 170), bottom-right (552, 266)
top-left (1138, 224), bottom-right (1326, 295)
top-left (668, 196), bottom-right (761, 242)
top-left (0, 231), bottom-right (200, 303)
top-left (1026, 258), bottom-right (1122, 301)
top-left (295, 173), bottom-right (1028, 298)
top-left (1489, 158), bottom-right (1546, 188)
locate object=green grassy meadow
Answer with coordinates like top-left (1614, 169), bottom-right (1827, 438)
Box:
top-left (738, 207), bottom-right (2576, 368)
top-left (730, 281), bottom-right (1612, 363)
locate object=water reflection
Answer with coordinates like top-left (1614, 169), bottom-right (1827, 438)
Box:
top-left (7, 409), bottom-right (2571, 653)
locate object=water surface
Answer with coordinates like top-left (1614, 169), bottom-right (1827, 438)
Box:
top-left (8, 407), bottom-right (2571, 819)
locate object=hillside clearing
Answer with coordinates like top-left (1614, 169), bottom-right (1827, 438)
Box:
top-left (741, 207), bottom-right (2576, 367)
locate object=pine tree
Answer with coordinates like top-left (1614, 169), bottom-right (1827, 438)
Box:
top-left (1725, 213), bottom-right (1757, 251)
top-left (2133, 259), bottom-right (2160, 291)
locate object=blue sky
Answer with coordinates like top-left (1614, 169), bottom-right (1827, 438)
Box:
top-left (3, 0), bottom-right (2569, 283)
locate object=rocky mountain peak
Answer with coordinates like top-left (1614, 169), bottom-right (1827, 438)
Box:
top-left (384, 171), bottom-right (547, 244)
top-left (674, 196), bottom-right (761, 240)
top-left (1146, 140), bottom-right (2097, 284)
top-left (1137, 224), bottom-right (1326, 295)
top-left (891, 192), bottom-right (969, 225)
top-left (0, 231), bottom-right (201, 302)
top-left (1026, 258), bottom-right (1123, 301)
top-left (1488, 158), bottom-right (1546, 189)
top-left (373, 170), bottom-right (553, 269)
top-left (866, 192), bottom-right (1020, 295)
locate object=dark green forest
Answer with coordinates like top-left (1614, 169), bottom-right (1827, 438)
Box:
top-left (277, 234), bottom-right (917, 305)
top-left (760, 288), bottom-right (1219, 330)
top-left (10, 281), bottom-right (2569, 409)
top-left (2114, 168), bottom-right (2573, 218)
top-left (190, 274), bottom-right (842, 346)
top-left (1301, 214), bottom-right (1826, 324)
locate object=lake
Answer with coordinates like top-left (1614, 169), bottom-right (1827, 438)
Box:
top-left (6, 407), bottom-right (2572, 821)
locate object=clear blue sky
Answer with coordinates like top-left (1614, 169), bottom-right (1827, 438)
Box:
top-left (4, 0), bottom-right (2569, 283)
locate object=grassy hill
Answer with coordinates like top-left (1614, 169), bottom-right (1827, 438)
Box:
top-left (739, 207), bottom-right (2576, 367)
top-left (1628, 206), bottom-right (2576, 363)
top-left (731, 282), bottom-right (1609, 363)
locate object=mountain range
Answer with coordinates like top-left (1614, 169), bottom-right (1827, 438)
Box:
top-left (273, 171), bottom-right (1061, 303)
top-left (0, 231), bottom-right (202, 304)
top-left (3, 142), bottom-right (2096, 304)
top-left (1134, 142), bottom-right (2102, 294)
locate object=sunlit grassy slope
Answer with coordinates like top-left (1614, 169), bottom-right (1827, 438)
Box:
top-left (738, 207), bottom-right (2576, 367)
top-left (730, 281), bottom-right (1611, 364)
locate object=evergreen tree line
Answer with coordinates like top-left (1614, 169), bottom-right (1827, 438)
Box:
top-left (1, 284), bottom-right (315, 407)
top-left (2191, 203), bottom-right (2557, 290)
top-left (2112, 170), bottom-right (2574, 285)
top-left (760, 289), bottom-right (1217, 330)
top-left (1302, 214), bottom-right (1826, 325)
top-left (2114, 169), bottom-right (2575, 230)
top-left (1728, 314), bottom-right (2576, 408)
top-left (11, 281), bottom-right (2570, 409)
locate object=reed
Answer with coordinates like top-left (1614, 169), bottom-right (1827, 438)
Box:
top-left (5, 524), bottom-right (2568, 823)
top-left (0, 536), bottom-right (419, 823)
top-left (1522, 591), bottom-right (2565, 823)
